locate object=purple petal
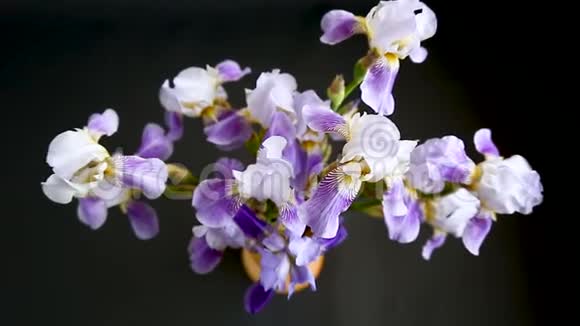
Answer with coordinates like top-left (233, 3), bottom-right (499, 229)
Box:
top-left (114, 155), bottom-right (168, 199)
top-left (216, 59), bottom-right (251, 82)
top-left (192, 179), bottom-right (238, 228)
top-left (280, 204), bottom-right (306, 236)
top-left (244, 283), bottom-right (274, 315)
top-left (422, 234), bottom-right (447, 260)
top-left (288, 265), bottom-right (316, 298)
top-left (165, 111), bottom-right (183, 141)
top-left (293, 150), bottom-right (323, 192)
top-left (382, 180), bottom-right (421, 243)
top-left (284, 140), bottom-right (306, 187)
top-left (77, 197), bottom-right (108, 230)
top-left (474, 128), bottom-right (500, 157)
top-left (262, 233), bottom-right (286, 252)
top-left (87, 108), bottom-right (119, 137)
top-left (302, 103), bottom-right (346, 135)
top-left (318, 223), bottom-right (348, 250)
top-left (204, 111), bottom-right (252, 151)
top-left (213, 157), bottom-right (244, 180)
top-left (233, 204), bottom-right (267, 239)
top-left (136, 123), bottom-right (173, 161)
top-left (293, 90), bottom-right (327, 137)
top-left (260, 250), bottom-right (290, 291)
top-left (360, 57), bottom-right (399, 116)
top-left (188, 235), bottom-right (223, 274)
top-left (126, 200), bottom-right (160, 240)
top-left (299, 166), bottom-right (361, 238)
top-left (265, 111), bottom-right (296, 143)
top-left (462, 214), bottom-right (493, 256)
top-left (320, 10), bottom-right (361, 45)
top-left (288, 236), bottom-right (322, 266)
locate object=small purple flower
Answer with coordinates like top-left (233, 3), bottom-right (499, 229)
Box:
top-left (472, 128), bottom-right (543, 215)
top-left (406, 136), bottom-right (476, 193)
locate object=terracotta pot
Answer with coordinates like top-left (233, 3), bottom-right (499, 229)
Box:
top-left (241, 248), bottom-right (324, 294)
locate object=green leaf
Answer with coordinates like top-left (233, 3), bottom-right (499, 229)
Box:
top-left (164, 184), bottom-right (195, 200)
top-left (245, 129), bottom-right (265, 155)
top-left (328, 75), bottom-right (345, 110)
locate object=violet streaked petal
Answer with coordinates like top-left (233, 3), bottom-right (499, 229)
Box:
top-left (318, 223), bottom-right (348, 250)
top-left (87, 108), bottom-right (119, 137)
top-left (293, 90), bottom-right (327, 138)
top-left (265, 111), bottom-right (296, 143)
top-left (192, 179), bottom-right (238, 228)
top-left (302, 103), bottom-right (346, 136)
top-left (360, 56), bottom-right (399, 116)
top-left (320, 10), bottom-right (362, 45)
top-left (204, 111), bottom-right (252, 151)
top-left (462, 213), bottom-right (493, 256)
top-left (136, 123), bottom-right (173, 161)
top-left (165, 111), bottom-right (184, 141)
top-left (126, 200), bottom-right (159, 240)
top-left (114, 155), bottom-right (168, 199)
top-left (77, 197), bottom-right (108, 230)
top-left (280, 204), bottom-right (306, 236)
top-left (422, 233), bottom-right (447, 260)
top-left (288, 265), bottom-right (316, 298)
top-left (244, 283), bottom-right (274, 315)
top-left (216, 59), bottom-right (251, 82)
top-left (299, 163), bottom-right (362, 238)
top-left (233, 204), bottom-right (267, 239)
top-left (474, 128), bottom-right (500, 157)
top-left (188, 235), bottom-right (223, 274)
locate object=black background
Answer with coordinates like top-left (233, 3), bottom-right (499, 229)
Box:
top-left (1, 1), bottom-right (564, 325)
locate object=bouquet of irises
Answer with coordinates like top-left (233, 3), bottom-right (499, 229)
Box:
top-left (41, 0), bottom-right (543, 314)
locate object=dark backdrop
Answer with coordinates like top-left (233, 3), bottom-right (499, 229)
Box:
top-left (1, 1), bottom-right (562, 325)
